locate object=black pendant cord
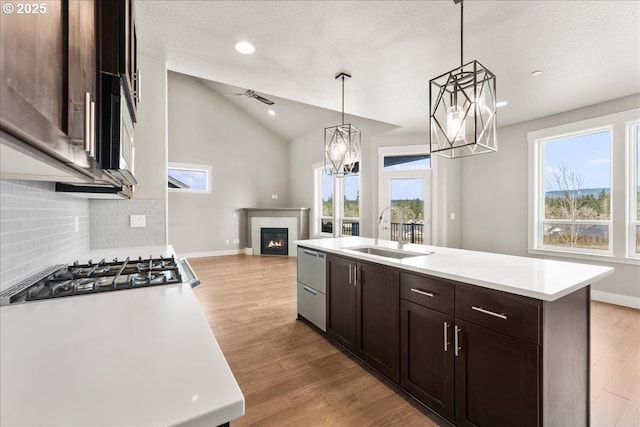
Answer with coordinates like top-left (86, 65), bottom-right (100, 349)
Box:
top-left (460, 0), bottom-right (464, 68)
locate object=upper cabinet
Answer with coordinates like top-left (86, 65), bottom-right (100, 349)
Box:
top-left (99, 0), bottom-right (138, 122)
top-left (0, 0), bottom-right (138, 193)
top-left (0, 0), bottom-right (101, 182)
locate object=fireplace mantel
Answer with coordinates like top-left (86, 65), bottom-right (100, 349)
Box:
top-left (241, 208), bottom-right (310, 256)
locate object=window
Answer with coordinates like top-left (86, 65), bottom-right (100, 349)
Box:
top-left (540, 130), bottom-right (611, 252)
top-left (316, 167), bottom-right (334, 234)
top-left (378, 148), bottom-right (432, 245)
top-left (528, 109), bottom-right (640, 263)
top-left (630, 122), bottom-right (640, 257)
top-left (167, 163), bottom-right (211, 193)
top-left (314, 163), bottom-right (361, 236)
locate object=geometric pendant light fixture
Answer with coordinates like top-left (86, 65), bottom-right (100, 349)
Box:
top-left (429, 0), bottom-right (497, 159)
top-left (325, 72), bottom-right (361, 176)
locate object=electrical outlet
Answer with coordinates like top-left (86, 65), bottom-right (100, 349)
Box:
top-left (450, 213), bottom-right (456, 220)
top-left (233, 238), bottom-right (239, 244)
top-left (130, 215), bottom-right (146, 228)
top-left (233, 212), bottom-right (237, 218)
top-left (226, 240), bottom-right (230, 244)
top-left (74, 217), bottom-right (79, 233)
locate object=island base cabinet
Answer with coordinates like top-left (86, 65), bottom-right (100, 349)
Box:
top-left (454, 320), bottom-right (539, 427)
top-left (326, 254), bottom-right (400, 383)
top-left (356, 262), bottom-right (400, 383)
top-left (401, 300), bottom-right (454, 423)
top-left (327, 255), bottom-right (356, 351)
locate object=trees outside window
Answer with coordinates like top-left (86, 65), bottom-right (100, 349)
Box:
top-left (528, 109), bottom-right (639, 262)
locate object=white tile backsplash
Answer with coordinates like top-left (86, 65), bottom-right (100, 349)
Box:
top-left (0, 180), bottom-right (167, 289)
top-left (0, 180), bottom-right (90, 290)
top-left (89, 199), bottom-right (166, 249)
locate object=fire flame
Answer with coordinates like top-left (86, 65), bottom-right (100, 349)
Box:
top-left (267, 240), bottom-right (284, 248)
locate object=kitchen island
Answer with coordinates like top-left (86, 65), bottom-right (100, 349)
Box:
top-left (0, 246), bottom-right (244, 427)
top-left (296, 237), bottom-right (614, 427)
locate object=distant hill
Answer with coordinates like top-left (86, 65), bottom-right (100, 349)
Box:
top-left (545, 188), bottom-right (610, 199)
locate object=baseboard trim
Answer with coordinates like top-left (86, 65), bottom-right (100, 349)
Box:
top-left (177, 249), bottom-right (244, 259)
top-left (591, 290), bottom-right (640, 310)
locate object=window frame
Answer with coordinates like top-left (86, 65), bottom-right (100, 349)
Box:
top-left (378, 145), bottom-right (433, 245)
top-left (167, 162), bottom-right (212, 193)
top-left (313, 162), bottom-right (361, 237)
top-left (314, 164), bottom-right (334, 237)
top-left (628, 120), bottom-right (640, 258)
top-left (528, 108), bottom-right (640, 265)
top-left (537, 126), bottom-right (613, 255)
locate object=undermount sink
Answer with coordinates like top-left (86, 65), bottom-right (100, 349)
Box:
top-left (346, 246), bottom-right (431, 259)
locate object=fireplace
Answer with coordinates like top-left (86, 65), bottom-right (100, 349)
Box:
top-left (260, 227), bottom-right (288, 256)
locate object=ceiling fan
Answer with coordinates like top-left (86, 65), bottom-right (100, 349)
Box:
top-left (224, 89), bottom-right (274, 105)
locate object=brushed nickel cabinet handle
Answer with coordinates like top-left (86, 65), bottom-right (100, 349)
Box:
top-left (69, 92), bottom-right (91, 147)
top-left (454, 325), bottom-right (461, 357)
top-left (444, 321), bottom-right (450, 352)
top-left (89, 100), bottom-right (96, 157)
top-left (84, 92), bottom-right (91, 151)
top-left (303, 286), bottom-right (318, 296)
top-left (410, 288), bottom-right (434, 297)
top-left (348, 264), bottom-right (352, 285)
top-left (472, 306), bottom-right (508, 320)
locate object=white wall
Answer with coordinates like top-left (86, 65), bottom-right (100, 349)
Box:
top-left (167, 72), bottom-right (290, 255)
top-left (461, 94), bottom-right (640, 306)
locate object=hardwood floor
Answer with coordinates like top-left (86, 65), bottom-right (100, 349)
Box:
top-left (190, 255), bottom-right (640, 426)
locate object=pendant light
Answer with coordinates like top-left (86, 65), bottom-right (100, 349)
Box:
top-left (429, 0), bottom-right (497, 158)
top-left (324, 72), bottom-right (361, 176)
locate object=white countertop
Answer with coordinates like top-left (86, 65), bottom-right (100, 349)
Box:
top-left (295, 237), bottom-right (614, 301)
top-left (0, 246), bottom-right (244, 426)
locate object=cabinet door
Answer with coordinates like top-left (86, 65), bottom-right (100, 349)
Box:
top-left (356, 262), bottom-right (400, 383)
top-left (68, 0), bottom-right (97, 157)
top-left (455, 320), bottom-right (539, 427)
top-left (1, 1), bottom-right (65, 132)
top-left (401, 300), bottom-right (454, 422)
top-left (326, 255), bottom-right (356, 351)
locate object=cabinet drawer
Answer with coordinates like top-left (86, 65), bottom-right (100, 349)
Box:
top-left (297, 282), bottom-right (326, 332)
top-left (455, 284), bottom-right (541, 345)
top-left (297, 247), bottom-right (326, 293)
top-left (400, 273), bottom-right (454, 315)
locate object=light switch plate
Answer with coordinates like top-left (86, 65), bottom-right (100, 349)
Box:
top-left (130, 214), bottom-right (146, 228)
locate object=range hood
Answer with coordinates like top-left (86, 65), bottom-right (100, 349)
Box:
top-left (55, 182), bottom-right (133, 199)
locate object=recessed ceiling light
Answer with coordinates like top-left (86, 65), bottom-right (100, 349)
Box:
top-left (531, 70), bottom-right (542, 77)
top-left (496, 101), bottom-right (509, 108)
top-left (268, 109), bottom-right (276, 116)
top-left (235, 41), bottom-right (255, 55)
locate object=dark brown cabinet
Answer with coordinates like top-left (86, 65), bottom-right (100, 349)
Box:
top-left (322, 258), bottom-right (590, 427)
top-left (326, 254), bottom-right (400, 383)
top-left (0, 0), bottom-right (101, 180)
top-left (327, 255), bottom-right (356, 350)
top-left (454, 320), bottom-right (539, 427)
top-left (401, 299), bottom-right (454, 422)
top-left (400, 272), bottom-right (456, 421)
top-left (68, 0), bottom-right (97, 156)
top-left (99, 0), bottom-right (138, 121)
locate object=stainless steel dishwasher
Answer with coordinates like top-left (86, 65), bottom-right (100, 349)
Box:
top-left (296, 246), bottom-right (326, 331)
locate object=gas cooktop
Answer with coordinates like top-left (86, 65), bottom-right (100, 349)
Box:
top-left (1, 255), bottom-right (185, 306)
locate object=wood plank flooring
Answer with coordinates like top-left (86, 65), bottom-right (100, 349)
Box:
top-left (190, 255), bottom-right (640, 427)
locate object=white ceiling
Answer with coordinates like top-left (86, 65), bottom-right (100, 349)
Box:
top-left (137, 0), bottom-right (640, 140)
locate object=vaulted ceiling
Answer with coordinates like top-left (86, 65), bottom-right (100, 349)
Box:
top-left (138, 1), bottom-right (640, 140)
